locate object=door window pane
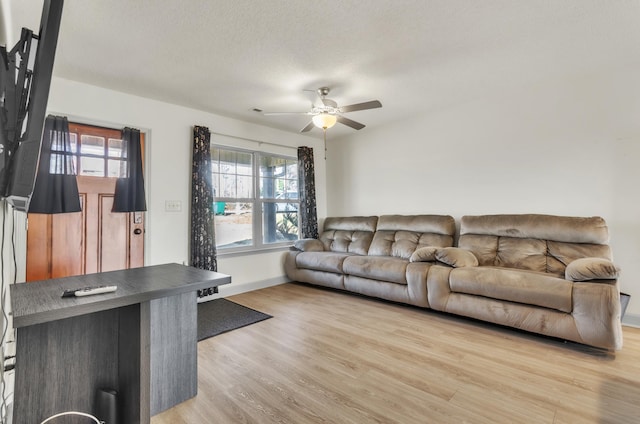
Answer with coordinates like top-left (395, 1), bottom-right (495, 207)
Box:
top-left (80, 135), bottom-right (105, 155)
top-left (69, 133), bottom-right (78, 153)
top-left (80, 156), bottom-right (105, 176)
top-left (108, 139), bottom-right (124, 158)
top-left (108, 159), bottom-right (127, 178)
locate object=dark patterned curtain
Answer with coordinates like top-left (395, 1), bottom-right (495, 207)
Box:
top-left (297, 146), bottom-right (318, 239)
top-left (190, 125), bottom-right (217, 271)
top-left (113, 127), bottom-right (147, 212)
top-left (29, 115), bottom-right (81, 213)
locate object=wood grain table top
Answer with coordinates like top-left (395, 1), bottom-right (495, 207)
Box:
top-left (11, 263), bottom-right (231, 328)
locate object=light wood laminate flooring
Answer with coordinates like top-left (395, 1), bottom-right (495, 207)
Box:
top-left (152, 283), bottom-right (640, 423)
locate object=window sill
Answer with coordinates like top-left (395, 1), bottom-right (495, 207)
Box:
top-left (216, 244), bottom-right (293, 259)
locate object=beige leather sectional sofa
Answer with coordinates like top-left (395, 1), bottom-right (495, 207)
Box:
top-left (284, 214), bottom-right (623, 350)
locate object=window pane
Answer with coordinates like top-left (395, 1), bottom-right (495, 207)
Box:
top-left (276, 201), bottom-right (298, 212)
top-left (259, 156), bottom-right (286, 177)
top-left (263, 204), bottom-right (299, 244)
top-left (237, 152), bottom-right (252, 175)
top-left (49, 153), bottom-right (64, 173)
top-left (80, 156), bottom-right (105, 176)
top-left (215, 202), bottom-right (253, 249)
top-left (108, 139), bottom-right (124, 158)
top-left (275, 178), bottom-right (286, 195)
top-left (50, 132), bottom-right (63, 152)
top-left (220, 174), bottom-right (236, 198)
top-left (80, 135), bottom-right (105, 156)
top-left (260, 155), bottom-right (298, 199)
top-left (213, 148), bottom-right (254, 200)
top-left (108, 159), bottom-right (127, 177)
top-left (211, 148), bottom-right (220, 172)
top-left (69, 133), bottom-right (78, 153)
top-left (286, 160), bottom-right (298, 178)
top-left (211, 173), bottom-right (220, 198)
top-left (260, 177), bottom-right (277, 199)
top-left (219, 150), bottom-right (237, 174)
top-left (284, 180), bottom-right (298, 196)
top-left (237, 175), bottom-right (252, 198)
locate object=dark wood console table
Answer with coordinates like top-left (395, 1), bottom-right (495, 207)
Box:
top-left (10, 263), bottom-right (231, 424)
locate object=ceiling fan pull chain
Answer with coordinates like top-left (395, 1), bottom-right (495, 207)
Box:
top-left (323, 128), bottom-right (327, 160)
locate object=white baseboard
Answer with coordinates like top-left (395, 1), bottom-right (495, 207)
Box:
top-left (197, 276), bottom-right (290, 303)
top-left (622, 313), bottom-right (640, 328)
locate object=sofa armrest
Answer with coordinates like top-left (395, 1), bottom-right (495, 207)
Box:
top-left (565, 257), bottom-right (620, 282)
top-left (436, 247), bottom-right (478, 267)
top-left (409, 246), bottom-right (438, 262)
top-left (292, 238), bottom-right (325, 252)
top-left (410, 246), bottom-right (478, 268)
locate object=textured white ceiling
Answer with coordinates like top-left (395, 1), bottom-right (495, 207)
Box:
top-left (8, 0), bottom-right (640, 138)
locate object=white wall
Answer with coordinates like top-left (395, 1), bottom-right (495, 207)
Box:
top-left (326, 64), bottom-right (640, 323)
top-left (40, 77), bottom-right (326, 292)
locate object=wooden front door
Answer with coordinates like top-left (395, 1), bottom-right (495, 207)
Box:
top-left (26, 123), bottom-right (145, 281)
top-left (26, 176), bottom-right (145, 281)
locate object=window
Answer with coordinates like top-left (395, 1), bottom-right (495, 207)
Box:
top-left (67, 123), bottom-right (128, 177)
top-left (212, 146), bottom-right (299, 251)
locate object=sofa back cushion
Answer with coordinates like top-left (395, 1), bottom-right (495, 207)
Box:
top-left (368, 215), bottom-right (456, 259)
top-left (320, 216), bottom-right (378, 255)
top-left (459, 214), bottom-right (612, 275)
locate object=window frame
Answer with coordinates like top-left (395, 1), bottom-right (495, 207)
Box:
top-left (211, 144), bottom-right (300, 254)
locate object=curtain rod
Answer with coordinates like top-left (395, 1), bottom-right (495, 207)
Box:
top-left (210, 131), bottom-right (299, 150)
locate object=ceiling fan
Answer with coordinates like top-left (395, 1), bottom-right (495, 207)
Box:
top-left (264, 87), bottom-right (382, 133)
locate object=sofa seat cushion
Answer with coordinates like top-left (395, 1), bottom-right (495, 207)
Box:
top-left (295, 252), bottom-right (357, 273)
top-left (449, 267), bottom-right (573, 313)
top-left (343, 256), bottom-right (409, 285)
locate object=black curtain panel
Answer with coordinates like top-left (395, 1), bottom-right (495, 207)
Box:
top-left (113, 127), bottom-right (147, 212)
top-left (190, 125), bottom-right (217, 271)
top-left (297, 146), bottom-right (319, 239)
top-left (29, 115), bottom-right (81, 214)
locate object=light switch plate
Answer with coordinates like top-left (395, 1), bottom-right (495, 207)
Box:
top-left (165, 200), bottom-right (182, 212)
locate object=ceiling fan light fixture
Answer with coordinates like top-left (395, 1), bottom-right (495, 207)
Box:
top-left (312, 113), bottom-right (337, 129)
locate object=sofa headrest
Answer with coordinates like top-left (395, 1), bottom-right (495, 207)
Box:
top-left (377, 215), bottom-right (456, 236)
top-left (368, 215), bottom-right (456, 259)
top-left (323, 216), bottom-right (378, 232)
top-left (460, 214), bottom-right (609, 245)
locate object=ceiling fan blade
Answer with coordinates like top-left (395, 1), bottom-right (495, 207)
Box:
top-left (321, 98), bottom-right (338, 108)
top-left (300, 121), bottom-right (315, 133)
top-left (337, 115), bottom-right (365, 130)
top-left (263, 112), bottom-right (311, 116)
top-left (339, 100), bottom-right (382, 113)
